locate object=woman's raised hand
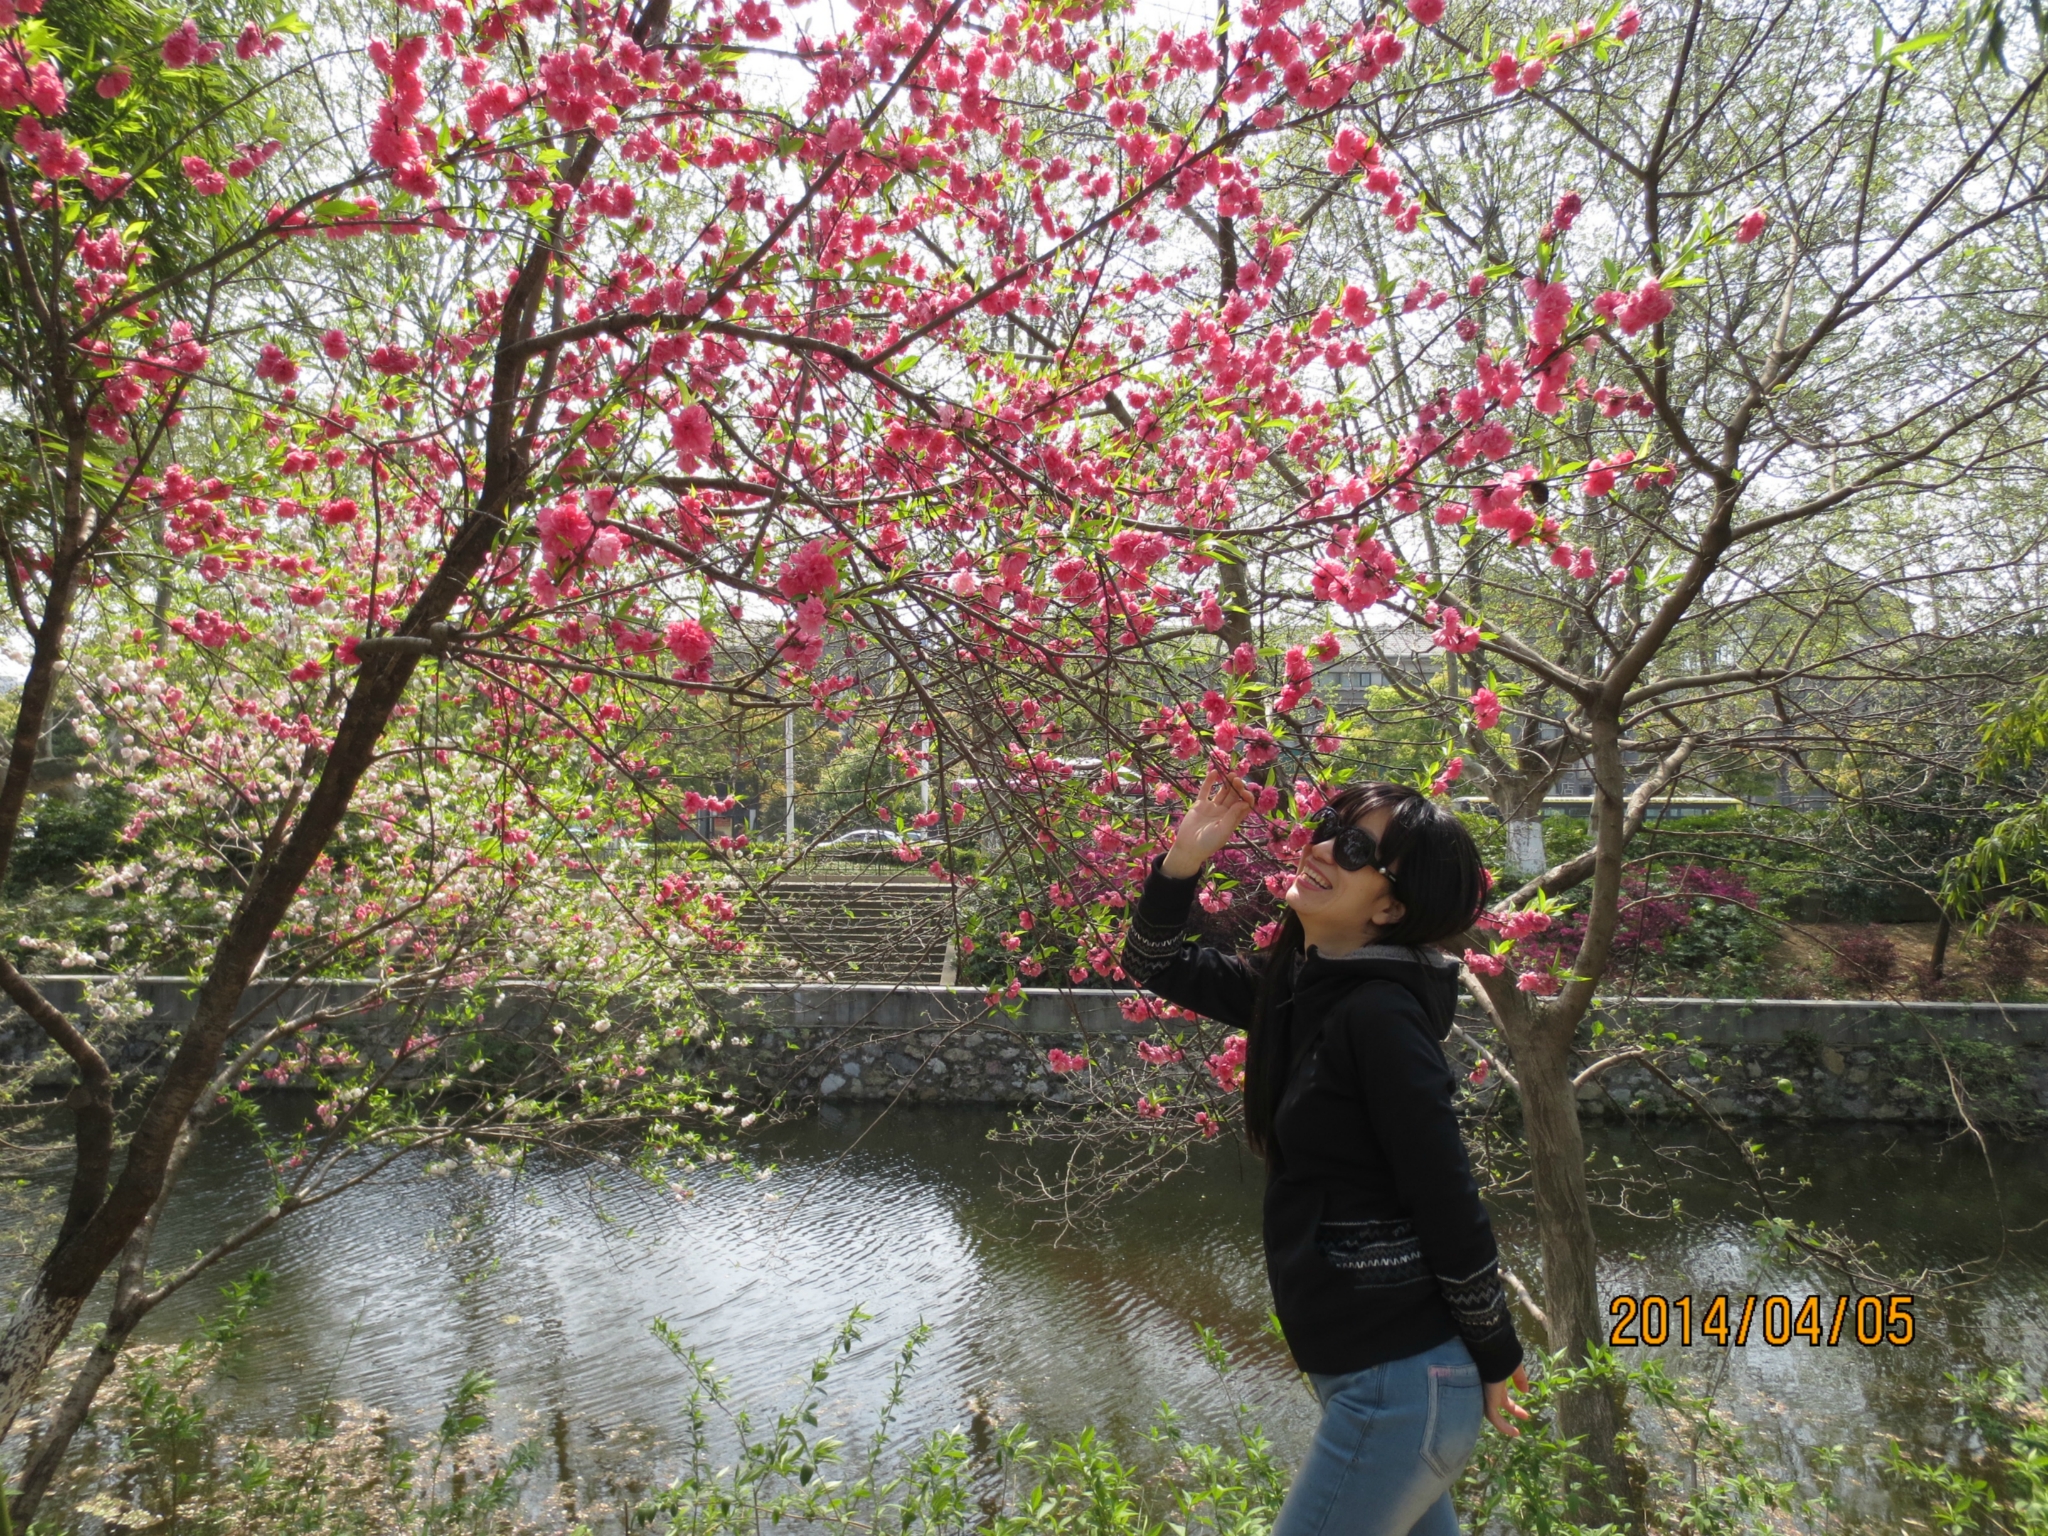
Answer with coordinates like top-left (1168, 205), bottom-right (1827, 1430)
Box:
top-left (1161, 767), bottom-right (1256, 879)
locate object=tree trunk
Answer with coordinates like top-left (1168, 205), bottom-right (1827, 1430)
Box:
top-left (0, 1289), bottom-right (85, 1446)
top-left (1505, 818), bottom-right (1546, 878)
top-left (11, 1316), bottom-right (133, 1521)
top-left (9, 1117), bottom-right (201, 1525)
top-left (1504, 1010), bottom-right (1640, 1532)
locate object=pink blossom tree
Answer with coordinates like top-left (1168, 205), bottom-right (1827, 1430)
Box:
top-left (0, 0), bottom-right (1590, 1498)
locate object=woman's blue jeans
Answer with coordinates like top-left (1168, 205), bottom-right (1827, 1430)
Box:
top-left (1270, 1336), bottom-right (1485, 1536)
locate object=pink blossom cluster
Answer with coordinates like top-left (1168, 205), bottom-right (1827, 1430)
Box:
top-left (160, 17), bottom-right (221, 68)
top-left (368, 36), bottom-right (437, 197)
top-left (663, 618), bottom-right (715, 685)
top-left (1206, 1033), bottom-right (1247, 1092)
top-left (0, 52), bottom-right (64, 115)
top-left (1310, 527), bottom-right (1398, 615)
top-left (1429, 605), bottom-right (1481, 654)
top-left (1591, 278), bottom-right (1675, 336)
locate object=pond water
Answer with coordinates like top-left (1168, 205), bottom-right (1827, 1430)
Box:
top-left (17, 1106), bottom-right (2048, 1520)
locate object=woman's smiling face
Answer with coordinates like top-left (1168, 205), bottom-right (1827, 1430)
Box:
top-left (1283, 803), bottom-right (1408, 951)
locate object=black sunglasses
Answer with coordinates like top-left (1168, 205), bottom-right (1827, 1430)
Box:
top-left (1310, 808), bottom-right (1392, 877)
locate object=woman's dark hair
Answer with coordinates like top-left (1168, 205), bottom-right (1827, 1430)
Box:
top-left (1241, 782), bottom-right (1487, 1157)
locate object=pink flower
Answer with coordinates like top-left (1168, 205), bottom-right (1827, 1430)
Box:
top-left (366, 343), bottom-right (419, 375)
top-left (776, 538), bottom-right (840, 601)
top-left (1222, 641), bottom-right (1257, 677)
top-left (1470, 687), bottom-right (1500, 729)
top-left (1570, 546), bottom-right (1599, 580)
top-left (1520, 58), bottom-right (1545, 88)
top-left (319, 497), bottom-right (359, 525)
top-left (25, 59), bottom-right (65, 116)
top-left (1136, 1039), bottom-right (1184, 1066)
top-left (1583, 460), bottom-right (1616, 498)
top-left (1339, 283), bottom-right (1374, 325)
top-left (1206, 1034), bottom-right (1247, 1093)
top-left (1135, 1096), bottom-right (1166, 1120)
top-left (664, 618), bottom-right (714, 667)
top-left (1326, 125), bottom-right (1372, 175)
top-left (1516, 970), bottom-right (1560, 995)
top-left (1468, 1058), bottom-right (1492, 1086)
top-left (320, 328), bottom-right (349, 360)
top-left (1616, 279), bottom-right (1674, 336)
top-left (1528, 280), bottom-right (1571, 349)
top-left (824, 116), bottom-right (861, 155)
top-left (1463, 948), bottom-right (1506, 976)
top-left (670, 402), bottom-right (714, 465)
top-left (1407, 0), bottom-right (1445, 22)
top-left (160, 18), bottom-right (220, 68)
top-left (172, 609), bottom-right (235, 648)
top-left (1735, 207), bottom-right (1768, 244)
top-left (234, 21), bottom-right (283, 59)
top-left (1046, 1047), bottom-right (1089, 1074)
top-left (1430, 606), bottom-right (1482, 654)
top-left (1488, 52), bottom-right (1520, 94)
top-left (1252, 919), bottom-right (1281, 949)
top-left (181, 155), bottom-right (226, 195)
top-left (1501, 908), bottom-right (1552, 941)
top-left (95, 65), bottom-right (131, 98)
top-left (1552, 191), bottom-right (1582, 232)
top-left (1194, 1110), bottom-right (1220, 1139)
top-left (255, 343), bottom-right (299, 384)
top-left (1616, 6), bottom-right (1640, 38)
top-left (1430, 756), bottom-right (1464, 796)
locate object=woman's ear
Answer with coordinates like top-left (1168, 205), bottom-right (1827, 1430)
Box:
top-left (1370, 890), bottom-right (1407, 931)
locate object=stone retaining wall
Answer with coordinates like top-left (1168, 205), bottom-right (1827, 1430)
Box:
top-left (6, 977), bottom-right (2045, 1127)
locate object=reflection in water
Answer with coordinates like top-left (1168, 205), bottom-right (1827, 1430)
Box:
top-left (26, 1106), bottom-right (2048, 1511)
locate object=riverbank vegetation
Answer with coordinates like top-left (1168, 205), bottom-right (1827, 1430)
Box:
top-left (16, 1301), bottom-right (2048, 1535)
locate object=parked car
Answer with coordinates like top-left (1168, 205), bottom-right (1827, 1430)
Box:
top-left (813, 827), bottom-right (936, 861)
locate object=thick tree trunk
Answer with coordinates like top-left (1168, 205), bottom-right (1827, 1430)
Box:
top-left (10, 1119), bottom-right (201, 1525)
top-left (1505, 1011), bottom-right (1639, 1531)
top-left (12, 1316), bottom-right (132, 1520)
top-left (1505, 818), bottom-right (1545, 878)
top-left (0, 1289), bottom-right (85, 1445)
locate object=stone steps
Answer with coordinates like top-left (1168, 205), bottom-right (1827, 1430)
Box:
top-left (731, 881), bottom-right (956, 985)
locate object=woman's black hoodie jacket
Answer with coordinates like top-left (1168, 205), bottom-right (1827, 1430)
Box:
top-left (1122, 858), bottom-right (1523, 1385)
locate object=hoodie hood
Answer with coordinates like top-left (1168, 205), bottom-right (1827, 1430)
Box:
top-left (1294, 943), bottom-right (1462, 1041)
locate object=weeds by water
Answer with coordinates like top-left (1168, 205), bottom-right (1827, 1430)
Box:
top-left (14, 1284), bottom-right (2048, 1535)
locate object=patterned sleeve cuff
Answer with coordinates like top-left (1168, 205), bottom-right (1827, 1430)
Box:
top-left (1437, 1262), bottom-right (1524, 1383)
top-left (1122, 856), bottom-right (1199, 987)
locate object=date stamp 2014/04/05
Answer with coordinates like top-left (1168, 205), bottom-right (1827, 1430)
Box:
top-left (1607, 1294), bottom-right (1916, 1348)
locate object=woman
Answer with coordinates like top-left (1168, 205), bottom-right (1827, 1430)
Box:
top-left (1119, 767), bottom-right (1530, 1536)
